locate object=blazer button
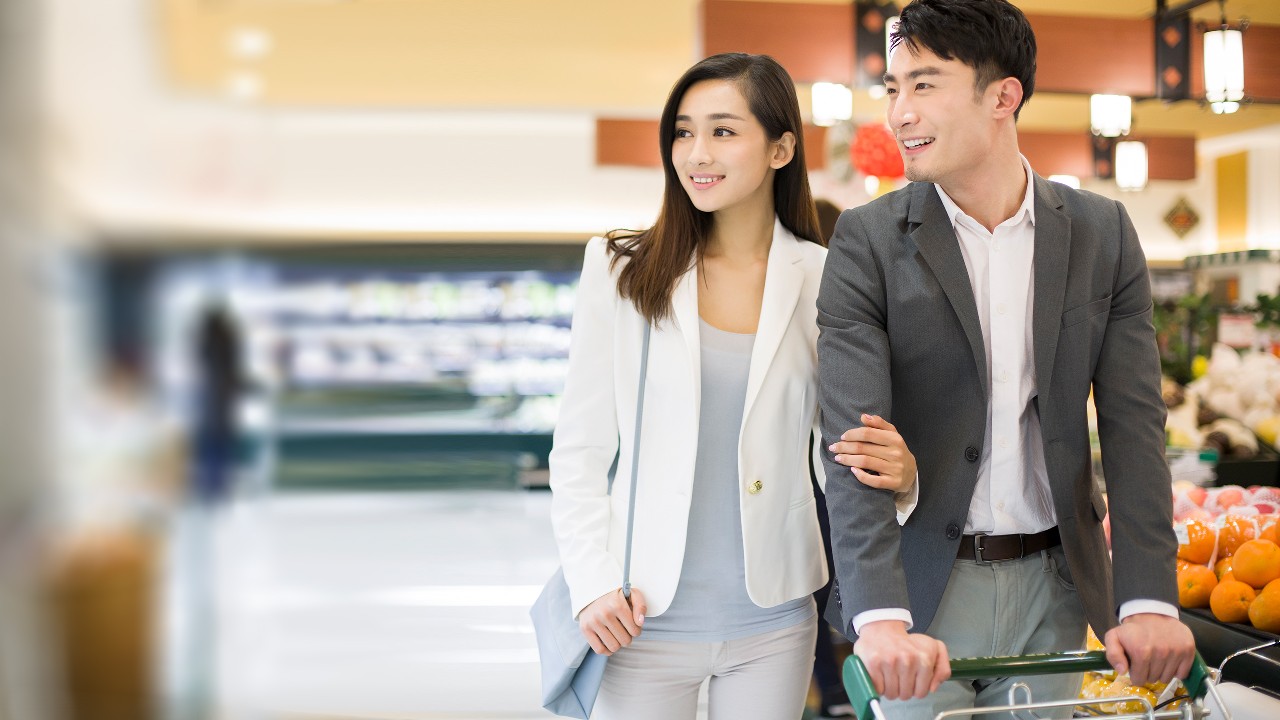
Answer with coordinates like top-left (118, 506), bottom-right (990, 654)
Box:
top-left (945, 523), bottom-right (961, 540)
top-left (748, 480), bottom-right (763, 495)
top-left (964, 446), bottom-right (980, 462)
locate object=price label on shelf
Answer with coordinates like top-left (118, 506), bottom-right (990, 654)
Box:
top-left (1217, 313), bottom-right (1256, 349)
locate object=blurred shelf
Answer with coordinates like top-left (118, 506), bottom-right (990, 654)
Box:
top-left (272, 452), bottom-right (543, 491)
top-left (1184, 250), bottom-right (1280, 269)
top-left (276, 416), bottom-right (552, 436)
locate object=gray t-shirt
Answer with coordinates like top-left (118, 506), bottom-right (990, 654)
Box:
top-left (641, 318), bottom-right (814, 641)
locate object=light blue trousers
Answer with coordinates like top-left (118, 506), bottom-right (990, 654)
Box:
top-left (883, 545), bottom-right (1089, 720)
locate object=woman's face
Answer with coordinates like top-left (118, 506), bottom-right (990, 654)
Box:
top-left (671, 79), bottom-right (792, 218)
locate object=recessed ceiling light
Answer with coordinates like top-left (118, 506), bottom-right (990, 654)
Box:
top-left (228, 27), bottom-right (273, 60)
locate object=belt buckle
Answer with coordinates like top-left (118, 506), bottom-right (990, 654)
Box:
top-left (972, 532), bottom-right (1027, 563)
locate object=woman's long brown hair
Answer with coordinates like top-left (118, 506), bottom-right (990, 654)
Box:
top-left (606, 53), bottom-right (824, 325)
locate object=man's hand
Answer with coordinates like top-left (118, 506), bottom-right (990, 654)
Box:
top-left (578, 587), bottom-right (647, 656)
top-left (831, 414), bottom-right (917, 492)
top-left (1103, 613), bottom-right (1195, 685)
top-left (854, 620), bottom-right (950, 700)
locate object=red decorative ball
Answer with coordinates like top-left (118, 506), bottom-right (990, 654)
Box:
top-left (850, 123), bottom-right (904, 179)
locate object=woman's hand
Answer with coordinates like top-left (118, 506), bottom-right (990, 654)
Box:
top-left (578, 587), bottom-right (647, 655)
top-left (830, 413), bottom-right (917, 493)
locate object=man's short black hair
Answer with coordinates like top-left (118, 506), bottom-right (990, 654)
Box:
top-left (891, 0), bottom-right (1037, 120)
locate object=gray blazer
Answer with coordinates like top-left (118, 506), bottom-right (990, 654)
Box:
top-left (817, 175), bottom-right (1178, 638)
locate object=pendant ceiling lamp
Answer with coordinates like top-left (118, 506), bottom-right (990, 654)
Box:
top-left (1203, 1), bottom-right (1246, 114)
top-left (1090, 94), bottom-right (1132, 138)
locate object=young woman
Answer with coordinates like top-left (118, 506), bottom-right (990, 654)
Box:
top-left (548, 53), bottom-right (917, 719)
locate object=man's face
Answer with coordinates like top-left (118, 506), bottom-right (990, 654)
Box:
top-left (884, 44), bottom-right (999, 189)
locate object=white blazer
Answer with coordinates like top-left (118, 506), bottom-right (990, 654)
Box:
top-left (550, 219), bottom-right (838, 619)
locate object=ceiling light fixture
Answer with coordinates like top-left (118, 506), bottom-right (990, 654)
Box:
top-left (1203, 0), bottom-right (1246, 114)
top-left (1090, 94), bottom-right (1132, 137)
top-left (811, 82), bottom-right (853, 127)
top-left (1115, 141), bottom-right (1149, 191)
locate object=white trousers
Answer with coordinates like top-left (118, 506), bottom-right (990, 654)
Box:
top-left (882, 546), bottom-right (1089, 720)
top-left (592, 617), bottom-right (817, 720)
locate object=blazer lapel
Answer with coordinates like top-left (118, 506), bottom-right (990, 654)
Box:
top-left (908, 183), bottom-right (989, 397)
top-left (1031, 175), bottom-right (1071, 403)
top-left (671, 254), bottom-right (702, 418)
top-left (743, 219), bottom-right (804, 422)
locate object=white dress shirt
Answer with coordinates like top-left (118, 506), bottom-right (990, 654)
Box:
top-left (852, 158), bottom-right (1175, 634)
top-left (939, 158), bottom-right (1055, 537)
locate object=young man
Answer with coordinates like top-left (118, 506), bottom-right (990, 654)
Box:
top-left (816, 1), bottom-right (1195, 717)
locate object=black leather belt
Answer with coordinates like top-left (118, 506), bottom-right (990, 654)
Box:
top-left (957, 527), bottom-right (1061, 563)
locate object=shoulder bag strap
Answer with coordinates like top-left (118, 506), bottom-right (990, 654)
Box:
top-left (621, 323), bottom-right (651, 600)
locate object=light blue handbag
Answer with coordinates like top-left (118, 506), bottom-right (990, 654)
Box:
top-left (531, 324), bottom-right (651, 719)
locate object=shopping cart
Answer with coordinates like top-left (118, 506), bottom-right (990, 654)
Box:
top-left (841, 650), bottom-right (1233, 720)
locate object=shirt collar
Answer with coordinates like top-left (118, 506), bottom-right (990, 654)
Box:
top-left (934, 155), bottom-right (1036, 230)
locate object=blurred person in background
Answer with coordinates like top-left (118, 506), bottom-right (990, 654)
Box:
top-left (192, 301), bottom-right (243, 506)
top-left (547, 53), bottom-right (918, 719)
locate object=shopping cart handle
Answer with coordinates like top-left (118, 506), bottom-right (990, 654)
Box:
top-left (842, 654), bottom-right (884, 720)
top-left (843, 650), bottom-right (1211, 719)
top-left (948, 650), bottom-right (1113, 678)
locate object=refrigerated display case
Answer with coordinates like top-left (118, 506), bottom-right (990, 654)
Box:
top-left (108, 242), bottom-right (588, 491)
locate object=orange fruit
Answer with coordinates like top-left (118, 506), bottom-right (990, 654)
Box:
top-left (1210, 579), bottom-right (1257, 623)
top-left (1218, 515), bottom-right (1258, 558)
top-left (1214, 556), bottom-right (1234, 580)
top-left (1176, 519), bottom-right (1217, 564)
top-left (1178, 564), bottom-right (1217, 608)
top-left (1260, 516), bottom-right (1279, 545)
top-left (1248, 580), bottom-right (1280, 632)
top-left (1232, 539), bottom-right (1280, 588)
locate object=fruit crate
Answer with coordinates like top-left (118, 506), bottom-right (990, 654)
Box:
top-left (1213, 434), bottom-right (1280, 488)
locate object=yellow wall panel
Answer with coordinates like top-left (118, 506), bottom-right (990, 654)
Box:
top-left (158, 0), bottom-right (700, 108)
top-left (1216, 151), bottom-right (1248, 252)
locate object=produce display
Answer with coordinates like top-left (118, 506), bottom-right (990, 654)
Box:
top-left (1172, 483), bottom-right (1280, 523)
top-left (1173, 499), bottom-right (1280, 632)
top-left (1162, 344), bottom-right (1280, 634)
top-left (1166, 344), bottom-right (1280, 452)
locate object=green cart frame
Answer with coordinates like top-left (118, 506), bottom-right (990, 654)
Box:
top-left (843, 650), bottom-right (1227, 720)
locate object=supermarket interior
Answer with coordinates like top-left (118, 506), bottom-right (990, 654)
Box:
top-left (3, 0), bottom-right (1280, 719)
